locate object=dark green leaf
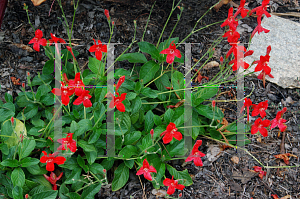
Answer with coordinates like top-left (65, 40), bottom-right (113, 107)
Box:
top-left (119, 145), bottom-right (138, 158)
top-left (139, 61), bottom-right (160, 84)
top-left (12, 186), bottom-right (23, 199)
top-left (5, 92), bottom-right (13, 103)
top-left (85, 151), bottom-right (97, 165)
top-left (138, 41), bottom-right (161, 60)
top-left (78, 140), bottom-right (95, 152)
top-left (65, 168), bottom-right (82, 184)
top-left (31, 190), bottom-right (58, 199)
top-left (18, 139), bottom-right (36, 159)
top-left (166, 165), bottom-right (193, 186)
top-left (118, 52), bottom-right (147, 63)
top-left (31, 74), bottom-right (53, 86)
top-left (66, 192), bottom-right (81, 199)
top-left (0, 159), bottom-right (19, 167)
top-left (144, 110), bottom-right (154, 133)
top-left (77, 156), bottom-right (89, 173)
top-left (89, 163), bottom-right (104, 175)
top-left (20, 157), bottom-right (40, 167)
top-left (11, 167), bottom-right (25, 187)
top-left (124, 160), bottom-right (134, 169)
top-left (195, 104), bottom-right (224, 120)
top-left (124, 131), bottom-right (141, 145)
top-left (81, 183), bottom-right (101, 199)
top-left (111, 163), bottom-right (129, 191)
top-left (164, 108), bottom-right (174, 124)
top-left (141, 87), bottom-right (158, 98)
top-left (43, 60), bottom-right (54, 75)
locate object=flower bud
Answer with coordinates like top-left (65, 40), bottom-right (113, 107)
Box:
top-left (11, 117), bottom-right (14, 125)
top-left (22, 83), bottom-right (25, 88)
top-left (220, 56), bottom-right (223, 64)
top-left (212, 100), bottom-right (216, 108)
top-left (179, 193), bottom-right (182, 197)
top-left (103, 169), bottom-right (106, 173)
top-left (25, 194), bottom-right (29, 199)
top-left (104, 9), bottom-right (110, 20)
top-left (112, 21), bottom-right (115, 26)
top-left (27, 72), bottom-right (30, 76)
top-left (150, 129), bottom-right (154, 139)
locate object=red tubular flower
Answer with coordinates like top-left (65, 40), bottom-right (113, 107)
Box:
top-left (73, 90), bottom-right (92, 108)
top-left (57, 133), bottom-right (77, 152)
top-left (254, 45), bottom-right (271, 73)
top-left (115, 76), bottom-right (125, 93)
top-left (253, 166), bottom-right (266, 179)
top-left (89, 39), bottom-right (107, 61)
top-left (109, 92), bottom-right (127, 112)
top-left (40, 151), bottom-right (66, 172)
top-left (160, 122), bottom-right (182, 144)
top-left (28, 29), bottom-right (47, 52)
top-left (44, 172), bottom-right (63, 190)
top-left (252, 100), bottom-right (268, 118)
top-left (240, 98), bottom-right (252, 122)
top-left (160, 41), bottom-right (182, 64)
top-left (66, 46), bottom-right (76, 61)
top-left (49, 33), bottom-right (66, 45)
top-left (233, 0), bottom-right (249, 18)
top-left (220, 7), bottom-right (239, 30)
top-left (229, 46), bottom-right (254, 71)
top-left (68, 73), bottom-right (85, 96)
top-left (251, 118), bottom-right (270, 137)
top-left (136, 159), bottom-right (157, 181)
top-left (51, 82), bottom-right (75, 106)
top-left (270, 107), bottom-right (287, 132)
top-left (104, 9), bottom-right (110, 20)
top-left (223, 29), bottom-right (240, 45)
top-left (185, 140), bottom-right (205, 166)
top-left (11, 117), bottom-right (14, 125)
top-left (163, 176), bottom-right (185, 195)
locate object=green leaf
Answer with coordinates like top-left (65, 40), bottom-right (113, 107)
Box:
top-left (26, 164), bottom-right (44, 175)
top-left (59, 183), bottom-right (69, 199)
top-left (171, 71), bottom-right (184, 99)
top-left (114, 112), bottom-right (131, 136)
top-left (65, 168), bottom-right (82, 184)
top-left (77, 156), bottom-right (89, 173)
top-left (195, 104), bottom-right (224, 120)
top-left (124, 131), bottom-right (141, 145)
top-left (124, 159), bottom-right (134, 169)
top-left (0, 102), bottom-right (15, 122)
top-left (138, 134), bottom-right (152, 152)
top-left (164, 108), bottom-right (174, 124)
top-left (139, 61), bottom-right (160, 84)
top-left (5, 92), bottom-right (13, 103)
top-left (89, 163), bottom-right (104, 175)
top-left (130, 111), bottom-right (139, 124)
top-left (81, 183), bottom-right (101, 199)
top-left (118, 52), bottom-right (147, 63)
top-left (88, 129), bottom-right (102, 144)
top-left (0, 159), bottom-right (19, 167)
top-left (31, 74), bottom-right (53, 86)
top-left (18, 139), bottom-right (36, 159)
top-left (74, 119), bottom-right (92, 137)
top-left (152, 163), bottom-right (165, 189)
top-left (119, 145), bottom-right (138, 158)
top-left (31, 190), bottom-right (58, 199)
top-left (111, 163), bottom-right (129, 191)
top-left (20, 157), bottom-right (40, 167)
top-left (166, 140), bottom-right (186, 157)
top-left (210, 129), bottom-right (222, 140)
top-left (125, 92), bottom-right (137, 100)
top-left (43, 60), bottom-right (54, 75)
top-left (11, 167), bottom-right (25, 187)
top-left (88, 57), bottom-right (105, 75)
top-left (134, 81), bottom-right (143, 93)
top-left (138, 41), bottom-right (160, 60)
top-left (166, 165), bottom-right (193, 186)
top-left (141, 87), bottom-right (158, 98)
top-left (78, 140), bottom-right (95, 152)
top-left (144, 110), bottom-right (154, 133)
top-left (85, 151), bottom-right (97, 165)
top-left (131, 97), bottom-right (142, 114)
top-left (23, 104), bottom-right (38, 119)
top-left (59, 157), bottom-right (79, 170)
top-left (12, 186), bottom-right (23, 199)
top-left (195, 86), bottom-right (218, 100)
top-left (66, 192), bottom-right (81, 199)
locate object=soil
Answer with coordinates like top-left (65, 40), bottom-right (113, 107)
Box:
top-left (0, 0), bottom-right (300, 198)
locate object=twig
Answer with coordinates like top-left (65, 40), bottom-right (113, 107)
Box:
top-left (280, 131), bottom-right (286, 154)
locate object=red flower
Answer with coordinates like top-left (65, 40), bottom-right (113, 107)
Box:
top-left (68, 72), bottom-right (85, 96)
top-left (252, 100), bottom-right (268, 118)
top-left (40, 151), bottom-right (66, 171)
top-left (109, 92), bottom-right (127, 112)
top-left (220, 7), bottom-right (239, 30)
top-left (228, 46), bottom-right (254, 71)
top-left (28, 29), bottom-right (47, 52)
top-left (185, 140), bottom-right (205, 166)
top-left (271, 107), bottom-right (287, 132)
top-left (249, 0), bottom-right (271, 37)
top-left (160, 41), bottom-right (182, 64)
top-left (73, 89), bottom-right (92, 108)
top-left (104, 9), bottom-right (110, 20)
top-left (163, 176), bottom-right (185, 195)
top-left (11, 117), bottom-right (14, 125)
top-left (44, 172), bottom-right (63, 190)
top-left (51, 82), bottom-right (75, 106)
top-left (115, 76), bottom-right (125, 92)
top-left (57, 133), bottom-right (77, 152)
top-left (253, 166), bottom-right (267, 179)
top-left (254, 45), bottom-right (271, 73)
top-left (136, 159), bottom-right (157, 181)
top-left (223, 29), bottom-right (240, 45)
top-left (240, 98), bottom-right (252, 122)
top-left (251, 118), bottom-right (270, 137)
top-left (49, 33), bottom-right (66, 45)
top-left (89, 39), bottom-right (107, 61)
top-left (160, 122), bottom-right (182, 144)
top-left (66, 46), bottom-right (76, 60)
top-left (233, 0), bottom-right (249, 18)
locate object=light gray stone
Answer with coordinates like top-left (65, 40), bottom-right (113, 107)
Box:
top-left (244, 15), bottom-right (300, 88)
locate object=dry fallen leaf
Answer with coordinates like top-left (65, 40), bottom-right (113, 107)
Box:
top-left (11, 77), bottom-right (21, 85)
top-left (152, 189), bottom-right (167, 197)
top-left (206, 144), bottom-right (222, 163)
top-left (31, 0), bottom-right (47, 6)
top-left (203, 61), bottom-right (220, 70)
top-left (231, 156), bottom-right (239, 164)
top-left (10, 43), bottom-right (34, 52)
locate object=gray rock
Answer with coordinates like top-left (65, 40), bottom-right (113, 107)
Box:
top-left (244, 15), bottom-right (300, 88)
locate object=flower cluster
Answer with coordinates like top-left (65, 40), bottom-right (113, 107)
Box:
top-left (241, 98), bottom-right (287, 137)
